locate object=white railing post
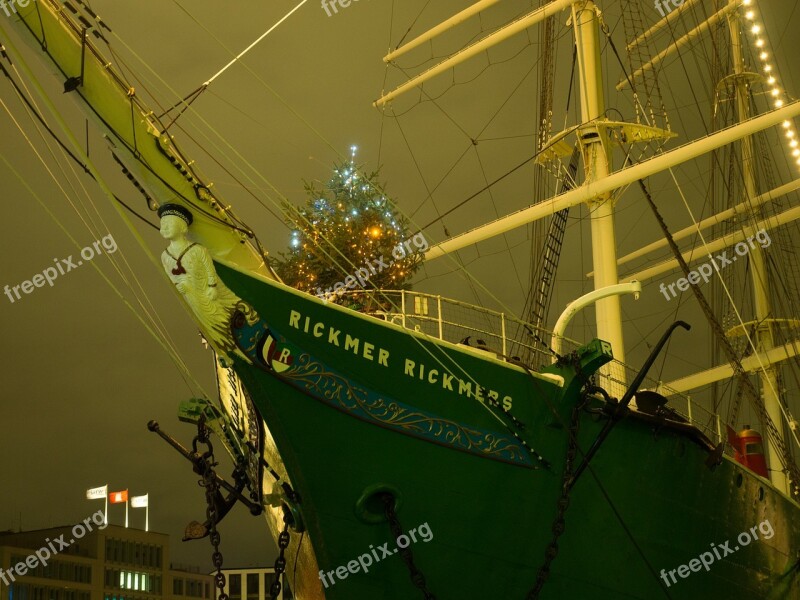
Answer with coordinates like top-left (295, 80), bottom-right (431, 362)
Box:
top-left (437, 296), bottom-right (443, 340)
top-left (717, 414), bottom-right (722, 444)
top-left (687, 395), bottom-right (693, 425)
top-left (501, 313), bottom-right (507, 357)
top-left (401, 291), bottom-right (407, 328)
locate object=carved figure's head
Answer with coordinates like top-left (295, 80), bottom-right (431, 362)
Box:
top-left (158, 204), bottom-right (193, 240)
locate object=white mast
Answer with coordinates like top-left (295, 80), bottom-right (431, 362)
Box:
top-left (726, 8), bottom-right (788, 493)
top-left (377, 2), bottom-right (800, 450)
top-left (424, 102), bottom-right (800, 259)
top-left (571, 0), bottom-right (627, 392)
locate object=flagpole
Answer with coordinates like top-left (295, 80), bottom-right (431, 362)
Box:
top-left (145, 497), bottom-right (149, 532)
top-left (125, 498), bottom-right (129, 528)
top-left (104, 495), bottom-right (108, 526)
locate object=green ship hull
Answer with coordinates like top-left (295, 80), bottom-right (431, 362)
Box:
top-left (218, 260), bottom-right (800, 599)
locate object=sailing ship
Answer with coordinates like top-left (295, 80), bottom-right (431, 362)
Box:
top-left (3, 0), bottom-right (800, 598)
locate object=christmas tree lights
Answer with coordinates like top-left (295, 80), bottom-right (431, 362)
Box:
top-left (274, 148), bottom-right (423, 297)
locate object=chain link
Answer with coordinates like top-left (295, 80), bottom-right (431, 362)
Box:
top-left (381, 493), bottom-right (437, 600)
top-left (525, 395), bottom-right (587, 599)
top-left (269, 513), bottom-right (291, 599)
top-left (187, 416), bottom-right (297, 600)
top-left (193, 419), bottom-right (229, 600)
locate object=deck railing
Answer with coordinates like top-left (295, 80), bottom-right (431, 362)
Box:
top-left (335, 289), bottom-right (723, 445)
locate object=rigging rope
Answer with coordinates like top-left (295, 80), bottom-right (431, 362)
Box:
top-left (0, 0), bottom-right (641, 450)
top-left (204, 0), bottom-right (308, 87)
top-left (0, 150), bottom-right (208, 397)
top-left (103, 0), bottom-right (566, 368)
top-left (0, 38), bottom-right (197, 380)
top-left (0, 40), bottom-right (211, 397)
top-left (158, 0), bottom-right (310, 130)
top-left (0, 60), bottom-right (159, 230)
top-left (639, 176), bottom-right (800, 490)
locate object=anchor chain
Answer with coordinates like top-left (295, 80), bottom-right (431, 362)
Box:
top-left (193, 419), bottom-right (228, 600)
top-left (269, 512), bottom-right (291, 599)
top-left (381, 493), bottom-right (436, 600)
top-left (525, 394), bottom-right (588, 599)
top-left (150, 417), bottom-right (300, 598)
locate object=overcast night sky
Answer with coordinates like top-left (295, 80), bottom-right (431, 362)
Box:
top-left (1, 0), bottom-right (800, 570)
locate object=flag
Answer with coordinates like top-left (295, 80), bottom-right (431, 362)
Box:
top-left (109, 490), bottom-right (128, 504)
top-left (131, 493), bottom-right (150, 532)
top-left (86, 485), bottom-right (107, 500)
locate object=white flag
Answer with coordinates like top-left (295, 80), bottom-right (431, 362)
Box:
top-left (86, 485), bottom-right (107, 500)
top-left (131, 494), bottom-right (148, 508)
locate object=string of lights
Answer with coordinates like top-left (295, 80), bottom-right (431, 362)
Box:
top-left (739, 0), bottom-right (800, 169)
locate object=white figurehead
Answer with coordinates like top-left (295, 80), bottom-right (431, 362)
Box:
top-left (158, 204), bottom-right (256, 361)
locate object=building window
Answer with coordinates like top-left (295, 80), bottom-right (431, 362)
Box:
top-left (246, 574), bottom-right (259, 600)
top-left (10, 556), bottom-right (91, 584)
top-left (228, 574), bottom-right (241, 600)
top-left (174, 579), bottom-right (184, 596)
top-left (9, 585), bottom-right (90, 600)
top-left (264, 573), bottom-right (278, 597)
top-left (186, 579), bottom-right (208, 598)
top-left (104, 569), bottom-right (158, 593)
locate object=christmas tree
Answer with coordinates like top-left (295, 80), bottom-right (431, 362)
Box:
top-left (273, 147), bottom-right (425, 301)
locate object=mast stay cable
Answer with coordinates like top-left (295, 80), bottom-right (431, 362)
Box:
top-left (639, 177), bottom-right (800, 490)
top-left (0, 44), bottom-right (210, 397)
top-left (158, 0), bottom-right (309, 132)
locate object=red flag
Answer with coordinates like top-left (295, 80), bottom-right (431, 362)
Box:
top-left (109, 490), bottom-right (128, 504)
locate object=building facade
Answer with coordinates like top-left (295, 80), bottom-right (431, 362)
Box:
top-left (215, 568), bottom-right (289, 600)
top-left (0, 525), bottom-right (213, 600)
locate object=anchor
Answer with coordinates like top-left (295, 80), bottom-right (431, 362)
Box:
top-left (568, 320), bottom-right (692, 489)
top-left (147, 418), bottom-right (262, 540)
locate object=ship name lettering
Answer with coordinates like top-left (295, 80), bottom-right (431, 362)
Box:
top-left (345, 334), bottom-right (359, 353)
top-left (441, 373), bottom-right (453, 390)
top-left (288, 310), bottom-right (390, 367)
top-left (328, 328), bottom-right (340, 346)
top-left (403, 358), bottom-right (513, 408)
